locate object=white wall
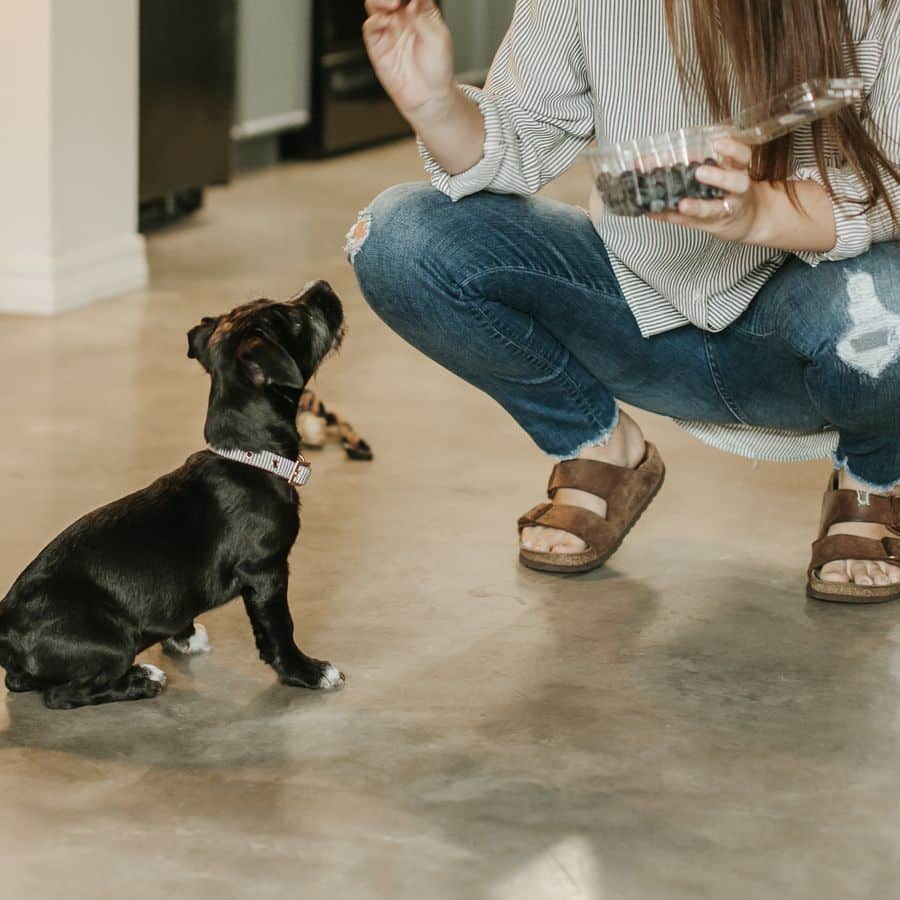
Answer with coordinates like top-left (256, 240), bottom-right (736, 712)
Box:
top-left (0, 1), bottom-right (53, 261)
top-left (0, 0), bottom-right (147, 316)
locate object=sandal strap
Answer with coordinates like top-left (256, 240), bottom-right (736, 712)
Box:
top-left (548, 458), bottom-right (640, 498)
top-left (809, 534), bottom-right (900, 577)
top-left (547, 443), bottom-right (663, 522)
top-left (518, 502), bottom-right (615, 553)
top-left (818, 482), bottom-right (900, 537)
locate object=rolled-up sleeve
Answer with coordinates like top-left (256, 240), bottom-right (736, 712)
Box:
top-left (793, 10), bottom-right (900, 265)
top-left (419, 0), bottom-right (595, 201)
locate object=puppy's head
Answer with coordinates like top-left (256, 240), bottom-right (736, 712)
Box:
top-left (187, 281), bottom-right (344, 393)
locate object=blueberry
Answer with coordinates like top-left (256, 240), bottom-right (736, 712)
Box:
top-left (633, 171), bottom-right (649, 208)
top-left (619, 170), bottom-right (644, 215)
top-left (665, 165), bottom-right (687, 209)
top-left (598, 173), bottom-right (626, 216)
top-left (699, 157), bottom-right (725, 200)
top-left (595, 173), bottom-right (613, 201)
top-left (647, 167), bottom-right (668, 213)
top-left (684, 162), bottom-right (702, 199)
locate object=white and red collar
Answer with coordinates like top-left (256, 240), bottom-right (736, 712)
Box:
top-left (209, 446), bottom-right (311, 488)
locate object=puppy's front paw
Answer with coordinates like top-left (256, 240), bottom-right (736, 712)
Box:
top-left (163, 623), bottom-right (211, 656)
top-left (279, 659), bottom-right (346, 691)
top-left (138, 664), bottom-right (167, 693)
top-left (317, 663), bottom-right (345, 691)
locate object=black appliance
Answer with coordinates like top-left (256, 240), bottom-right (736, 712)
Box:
top-left (139, 0), bottom-right (237, 229)
top-left (285, 0), bottom-right (436, 157)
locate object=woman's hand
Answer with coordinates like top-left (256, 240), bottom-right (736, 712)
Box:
top-left (363, 0), bottom-right (486, 176)
top-left (648, 137), bottom-right (762, 243)
top-left (363, 0), bottom-right (455, 121)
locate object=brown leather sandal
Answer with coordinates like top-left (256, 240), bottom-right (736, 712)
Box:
top-left (518, 443), bottom-right (665, 574)
top-left (807, 473), bottom-right (900, 603)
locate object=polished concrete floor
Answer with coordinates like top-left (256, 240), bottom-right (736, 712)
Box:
top-left (1, 141), bottom-right (899, 900)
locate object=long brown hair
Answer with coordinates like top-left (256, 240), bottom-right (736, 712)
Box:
top-left (664, 0), bottom-right (899, 222)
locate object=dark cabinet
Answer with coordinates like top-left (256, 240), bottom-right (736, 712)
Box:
top-left (283, 0), bottom-right (428, 157)
top-left (139, 0), bottom-right (237, 228)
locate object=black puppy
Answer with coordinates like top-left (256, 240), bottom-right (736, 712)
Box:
top-left (0, 282), bottom-right (346, 709)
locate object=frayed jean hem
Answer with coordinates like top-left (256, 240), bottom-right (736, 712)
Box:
top-left (831, 451), bottom-right (900, 494)
top-left (546, 405), bottom-right (621, 462)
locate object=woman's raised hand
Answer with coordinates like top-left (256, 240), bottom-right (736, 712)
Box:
top-left (363, 0), bottom-right (455, 120)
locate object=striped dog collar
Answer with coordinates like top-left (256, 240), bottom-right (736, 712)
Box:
top-left (209, 446), bottom-right (312, 488)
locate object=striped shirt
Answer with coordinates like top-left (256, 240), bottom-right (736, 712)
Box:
top-left (419, 0), bottom-right (900, 462)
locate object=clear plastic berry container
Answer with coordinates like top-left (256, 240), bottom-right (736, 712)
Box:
top-left (585, 78), bottom-right (864, 218)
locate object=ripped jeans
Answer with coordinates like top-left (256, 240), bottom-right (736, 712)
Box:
top-left (349, 183), bottom-right (900, 491)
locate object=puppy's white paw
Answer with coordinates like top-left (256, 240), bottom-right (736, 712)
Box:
top-left (163, 623), bottom-right (212, 656)
top-left (139, 664), bottom-right (167, 686)
top-left (318, 663), bottom-right (345, 690)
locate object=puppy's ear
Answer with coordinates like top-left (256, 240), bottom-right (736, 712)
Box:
top-left (237, 332), bottom-right (304, 390)
top-left (187, 317), bottom-right (219, 370)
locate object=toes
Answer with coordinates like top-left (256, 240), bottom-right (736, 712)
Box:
top-left (550, 535), bottom-right (588, 554)
top-left (522, 526), bottom-right (551, 552)
top-left (849, 561), bottom-right (874, 587)
top-left (819, 560), bottom-right (900, 587)
top-left (819, 561), bottom-right (850, 584)
top-left (538, 529), bottom-right (569, 552)
top-left (875, 561), bottom-right (900, 585)
top-left (521, 526), bottom-right (586, 555)
top-left (524, 527), bottom-right (558, 553)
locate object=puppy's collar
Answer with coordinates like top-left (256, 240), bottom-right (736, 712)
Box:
top-left (209, 446), bottom-right (312, 488)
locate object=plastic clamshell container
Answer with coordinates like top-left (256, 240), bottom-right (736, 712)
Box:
top-left (586, 78), bottom-right (864, 218)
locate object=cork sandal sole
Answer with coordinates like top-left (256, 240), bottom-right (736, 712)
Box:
top-left (806, 576), bottom-right (900, 604)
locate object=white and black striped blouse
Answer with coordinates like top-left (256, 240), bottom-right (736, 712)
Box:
top-left (419, 0), bottom-right (899, 463)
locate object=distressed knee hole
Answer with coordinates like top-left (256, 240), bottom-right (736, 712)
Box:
top-left (345, 210), bottom-right (372, 264)
top-left (836, 271), bottom-right (900, 379)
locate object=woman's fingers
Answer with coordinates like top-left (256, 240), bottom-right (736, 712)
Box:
top-left (678, 199), bottom-right (721, 220)
top-left (363, 13), bottom-right (392, 36)
top-left (649, 199), bottom-right (731, 228)
top-left (696, 163), bottom-right (751, 195)
top-left (365, 0), bottom-right (408, 14)
top-left (366, 0), bottom-right (436, 17)
top-left (362, 13), bottom-right (396, 50)
top-left (714, 137), bottom-right (752, 169)
top-left (647, 211), bottom-right (690, 227)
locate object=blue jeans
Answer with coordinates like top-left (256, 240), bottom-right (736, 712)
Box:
top-left (350, 183), bottom-right (900, 491)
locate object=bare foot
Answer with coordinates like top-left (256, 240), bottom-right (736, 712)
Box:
top-left (520, 411), bottom-right (647, 555)
top-left (819, 471), bottom-right (900, 587)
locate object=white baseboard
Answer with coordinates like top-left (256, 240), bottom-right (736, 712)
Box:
top-left (0, 233), bottom-right (149, 316)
